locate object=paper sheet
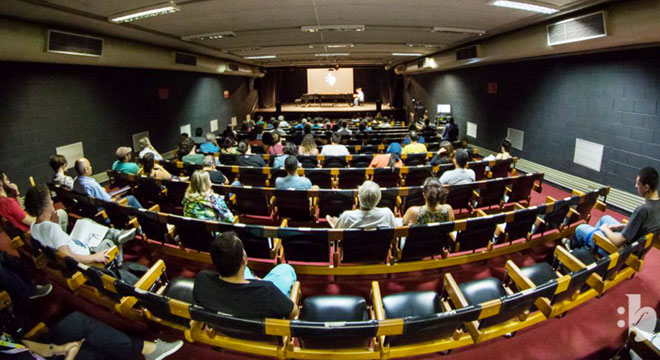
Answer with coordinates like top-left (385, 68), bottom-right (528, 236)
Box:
top-left (180, 124), bottom-right (191, 136)
top-left (132, 131), bottom-right (149, 152)
top-left (56, 142), bottom-right (84, 170)
top-left (70, 218), bottom-right (109, 249)
top-left (210, 119), bottom-right (219, 132)
top-left (231, 117), bottom-right (237, 126)
top-left (574, 138), bottom-right (604, 172)
top-left (467, 122), bottom-right (477, 138)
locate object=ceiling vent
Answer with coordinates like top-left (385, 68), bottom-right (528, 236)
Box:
top-left (47, 30), bottom-right (103, 57)
top-left (174, 52), bottom-right (197, 66)
top-left (547, 11), bottom-right (607, 46)
top-left (456, 45), bottom-right (481, 60)
top-left (432, 26), bottom-right (485, 36)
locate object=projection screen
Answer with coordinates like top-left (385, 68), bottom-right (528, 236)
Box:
top-left (307, 68), bottom-right (354, 94)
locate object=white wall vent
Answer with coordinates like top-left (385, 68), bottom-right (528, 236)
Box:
top-left (507, 128), bottom-right (524, 151)
top-left (47, 30), bottom-right (103, 57)
top-left (547, 11), bottom-right (607, 46)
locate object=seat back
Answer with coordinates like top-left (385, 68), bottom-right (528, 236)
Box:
top-left (340, 228), bottom-right (393, 264)
top-left (475, 178), bottom-right (511, 208)
top-left (324, 156), bottom-right (347, 168)
top-left (189, 305), bottom-right (279, 343)
top-left (279, 228), bottom-right (331, 263)
top-left (490, 158), bottom-right (513, 178)
top-left (350, 156), bottom-right (372, 168)
top-left (445, 182), bottom-right (477, 211)
top-left (338, 168), bottom-right (367, 189)
top-left (455, 214), bottom-right (505, 252)
top-left (403, 166), bottom-right (433, 187)
top-left (319, 190), bottom-right (355, 218)
top-left (399, 222), bottom-right (454, 261)
top-left (274, 189), bottom-right (314, 221)
top-left (501, 206), bottom-right (541, 243)
top-left (102, 200), bottom-right (135, 229)
top-left (400, 188), bottom-right (425, 214)
top-left (168, 215), bottom-right (215, 252)
top-left (467, 161), bottom-right (488, 181)
top-left (239, 167), bottom-right (270, 187)
top-left (136, 209), bottom-right (169, 243)
top-left (219, 154), bottom-right (237, 165)
top-left (133, 176), bottom-right (165, 206)
top-left (295, 295), bottom-right (373, 349)
top-left (507, 173), bottom-right (542, 204)
top-left (115, 280), bottom-right (192, 328)
top-left (232, 186), bottom-right (272, 217)
top-left (305, 169), bottom-right (333, 189)
top-left (537, 198), bottom-right (572, 233)
top-left (403, 154), bottom-right (426, 166)
top-left (480, 282), bottom-right (555, 328)
top-left (232, 224), bottom-right (274, 260)
top-left (297, 156), bottom-right (318, 169)
top-left (372, 168), bottom-right (400, 188)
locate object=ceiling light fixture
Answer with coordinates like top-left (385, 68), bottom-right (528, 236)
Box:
top-left (181, 31), bottom-right (236, 41)
top-left (490, 0), bottom-right (559, 14)
top-left (244, 55), bottom-right (277, 60)
top-left (406, 43), bottom-right (443, 48)
top-left (432, 26), bottom-right (486, 35)
top-left (314, 53), bottom-right (350, 56)
top-left (109, 1), bottom-right (180, 23)
top-left (308, 43), bottom-right (354, 49)
top-left (392, 53), bottom-right (423, 56)
top-left (301, 25), bottom-right (365, 33)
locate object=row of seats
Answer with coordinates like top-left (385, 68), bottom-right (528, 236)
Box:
top-left (11, 220), bottom-right (653, 359)
top-left (156, 157), bottom-right (515, 188)
top-left (50, 184), bottom-right (608, 276)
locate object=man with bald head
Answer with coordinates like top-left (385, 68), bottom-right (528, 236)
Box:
top-left (73, 158), bottom-right (142, 208)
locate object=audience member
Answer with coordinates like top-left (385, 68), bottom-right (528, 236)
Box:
top-left (73, 158), bottom-right (143, 209)
top-left (222, 125), bottom-right (238, 141)
top-left (439, 149), bottom-right (475, 185)
top-left (337, 121), bottom-right (352, 136)
top-left (138, 153), bottom-right (172, 180)
top-left (299, 134), bottom-right (319, 156)
top-left (421, 118), bottom-right (436, 138)
top-left (567, 167), bottom-right (660, 250)
top-left (278, 115), bottom-right (290, 129)
top-left (200, 133), bottom-right (220, 153)
top-left (237, 141), bottom-right (266, 167)
top-left (441, 116), bottom-right (459, 142)
top-left (275, 156), bottom-right (313, 190)
top-left (402, 177), bottom-right (454, 225)
top-left (203, 155), bottom-right (228, 184)
top-left (191, 127), bottom-right (206, 145)
top-left (327, 181), bottom-right (397, 228)
top-left (369, 143), bottom-right (403, 168)
top-left (193, 231), bottom-right (298, 319)
top-left (457, 136), bottom-right (474, 153)
top-left (320, 132), bottom-right (350, 156)
top-left (272, 121), bottom-right (286, 137)
top-left (49, 154), bottom-right (74, 190)
top-left (179, 137), bottom-right (204, 165)
top-left (273, 143), bottom-right (300, 169)
top-left (220, 137), bottom-right (239, 155)
top-left (269, 133), bottom-right (284, 155)
top-left (112, 147), bottom-right (140, 175)
top-left (138, 137), bottom-right (163, 161)
top-left (183, 170), bottom-right (234, 223)
top-left (0, 251), bottom-right (52, 300)
top-left (402, 131), bottom-right (427, 155)
top-left (429, 141), bottom-right (455, 166)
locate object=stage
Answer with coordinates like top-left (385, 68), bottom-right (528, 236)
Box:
top-left (255, 102), bottom-right (405, 121)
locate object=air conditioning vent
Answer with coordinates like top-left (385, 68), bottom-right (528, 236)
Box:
top-left (456, 45), bottom-right (480, 61)
top-left (227, 63), bottom-right (240, 72)
top-left (547, 11), bottom-right (607, 46)
top-left (174, 52), bottom-right (197, 66)
top-left (47, 30), bottom-right (103, 57)
top-left (507, 128), bottom-right (525, 151)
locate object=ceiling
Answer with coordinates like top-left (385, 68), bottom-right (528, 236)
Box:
top-left (0, 0), bottom-right (616, 67)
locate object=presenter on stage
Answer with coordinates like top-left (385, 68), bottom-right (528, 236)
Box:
top-left (353, 87), bottom-right (364, 107)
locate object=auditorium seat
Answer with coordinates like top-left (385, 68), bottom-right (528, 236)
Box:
top-left (230, 186), bottom-right (273, 218)
top-left (467, 161), bottom-right (488, 181)
top-left (168, 214), bottom-right (215, 252)
top-left (371, 168), bottom-right (400, 188)
top-left (337, 228), bottom-right (394, 264)
top-left (324, 156), bottom-right (347, 168)
top-left (274, 189), bottom-right (317, 222)
top-left (452, 212), bottom-right (505, 252)
top-left (279, 228), bottom-right (331, 263)
top-left (402, 153), bottom-right (426, 166)
top-left (445, 182), bottom-right (478, 213)
top-left (396, 222), bottom-right (454, 261)
top-left (304, 168), bottom-right (333, 189)
top-left (505, 173), bottom-right (543, 205)
top-left (318, 189), bottom-right (355, 218)
top-left (338, 168), bottom-right (368, 189)
top-left (297, 155), bottom-right (318, 168)
top-left (238, 167), bottom-right (270, 187)
top-left (473, 177), bottom-right (511, 209)
top-left (401, 165), bottom-right (433, 187)
top-left (495, 204), bottom-right (540, 243)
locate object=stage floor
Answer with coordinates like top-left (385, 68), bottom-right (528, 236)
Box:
top-left (257, 102), bottom-right (393, 113)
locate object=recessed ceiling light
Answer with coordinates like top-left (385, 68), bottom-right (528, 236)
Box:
top-left (392, 53), bottom-right (423, 56)
top-left (244, 55), bottom-right (276, 59)
top-left (301, 25), bottom-right (365, 33)
top-left (308, 43), bottom-right (354, 49)
top-left (109, 1), bottom-right (180, 23)
top-left (432, 26), bottom-right (486, 35)
top-left (314, 53), bottom-right (350, 56)
top-left (181, 31), bottom-right (236, 41)
top-left (490, 0), bottom-right (559, 14)
top-left (406, 43), bottom-right (443, 48)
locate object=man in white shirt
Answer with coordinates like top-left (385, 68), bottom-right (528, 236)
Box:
top-left (353, 87), bottom-right (364, 107)
top-left (337, 121), bottom-right (352, 136)
top-left (327, 181), bottom-right (397, 229)
top-left (320, 132), bottom-right (350, 156)
top-left (439, 149), bottom-right (476, 185)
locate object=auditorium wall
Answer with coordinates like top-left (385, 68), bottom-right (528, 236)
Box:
top-left (405, 47), bottom-right (660, 195)
top-left (0, 61), bottom-right (257, 190)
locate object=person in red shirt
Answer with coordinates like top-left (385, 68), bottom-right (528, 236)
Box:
top-left (0, 170), bottom-right (34, 232)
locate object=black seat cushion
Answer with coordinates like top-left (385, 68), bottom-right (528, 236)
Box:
top-left (298, 295), bottom-right (371, 349)
top-left (301, 295), bottom-right (368, 322)
top-left (458, 277), bottom-right (507, 306)
top-left (521, 262), bottom-right (558, 286)
top-left (382, 291), bottom-right (440, 319)
top-left (164, 277), bottom-right (195, 304)
top-left (570, 247), bottom-right (598, 265)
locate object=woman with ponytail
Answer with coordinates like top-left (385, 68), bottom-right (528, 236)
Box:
top-left (402, 177), bottom-right (454, 225)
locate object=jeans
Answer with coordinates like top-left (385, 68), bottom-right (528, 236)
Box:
top-left (244, 264), bottom-right (297, 296)
top-left (573, 215), bottom-right (620, 250)
top-left (121, 195), bottom-right (142, 209)
top-left (47, 311), bottom-right (143, 360)
top-left (0, 252), bottom-right (36, 299)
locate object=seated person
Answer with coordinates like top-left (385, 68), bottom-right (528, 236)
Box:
top-left (200, 133), bottom-right (220, 154)
top-left (358, 120), bottom-right (373, 133)
top-left (567, 167), bottom-right (660, 250)
top-left (138, 137), bottom-right (163, 161)
top-left (25, 184), bottom-right (136, 266)
top-left (191, 127), bottom-right (206, 145)
top-left (402, 177), bottom-right (454, 225)
top-left (327, 180), bottom-right (397, 228)
top-left (112, 147), bottom-right (140, 175)
top-left (273, 143), bottom-right (300, 169)
top-left (275, 156), bottom-right (313, 190)
top-left (402, 131), bottom-right (427, 155)
top-left (421, 118), bottom-right (436, 138)
top-left (277, 115), bottom-right (290, 130)
top-left (272, 120), bottom-right (286, 137)
top-left (320, 132), bottom-right (350, 156)
top-left (4, 311), bottom-right (182, 360)
top-left (440, 116), bottom-right (458, 142)
top-left (483, 138), bottom-right (513, 161)
top-left (193, 231), bottom-right (299, 319)
top-left (236, 141), bottom-right (266, 167)
top-left (138, 152), bottom-right (172, 180)
top-left (48, 154), bottom-right (74, 190)
top-left (220, 136), bottom-right (239, 155)
top-left (182, 170), bottom-right (234, 223)
top-left (268, 133), bottom-right (284, 156)
top-left (73, 158), bottom-right (143, 209)
top-left (0, 170), bottom-right (67, 233)
top-left (337, 121), bottom-right (352, 136)
top-left (457, 136), bottom-right (474, 154)
top-left (178, 137), bottom-right (204, 165)
top-left (202, 155), bottom-right (228, 184)
top-left (439, 149), bottom-right (475, 185)
top-left (0, 251), bottom-right (52, 301)
top-left (298, 134), bottom-right (319, 156)
top-left (429, 141), bottom-right (455, 166)
top-left (369, 142), bottom-right (403, 168)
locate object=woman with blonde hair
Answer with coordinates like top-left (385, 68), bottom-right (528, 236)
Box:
top-left (183, 170), bottom-right (234, 223)
top-left (402, 177), bottom-right (454, 225)
top-left (138, 137), bottom-right (163, 161)
top-left (298, 134), bottom-right (319, 156)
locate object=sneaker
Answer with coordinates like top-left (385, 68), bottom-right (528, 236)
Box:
top-left (144, 339), bottom-right (184, 360)
top-left (561, 237), bottom-right (571, 250)
top-left (28, 284), bottom-right (53, 300)
top-left (116, 228), bottom-right (137, 244)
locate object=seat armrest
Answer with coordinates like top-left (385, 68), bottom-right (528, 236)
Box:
top-left (134, 259), bottom-right (166, 291)
top-left (148, 204), bottom-right (160, 212)
top-left (118, 197), bottom-right (129, 206)
top-left (554, 246), bottom-right (587, 272)
top-left (593, 232), bottom-right (618, 254)
top-left (443, 273), bottom-right (469, 309)
top-left (370, 281), bottom-right (385, 321)
top-left (504, 260), bottom-right (536, 291)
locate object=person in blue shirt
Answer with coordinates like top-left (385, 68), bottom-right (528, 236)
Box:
top-left (273, 143), bottom-right (301, 169)
top-left (73, 158), bottom-right (143, 209)
top-left (275, 156), bottom-right (314, 190)
top-left (199, 133), bottom-right (220, 154)
top-left (112, 147), bottom-right (140, 175)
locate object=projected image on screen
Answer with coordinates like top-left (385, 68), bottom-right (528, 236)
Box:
top-left (307, 68), bottom-right (354, 94)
